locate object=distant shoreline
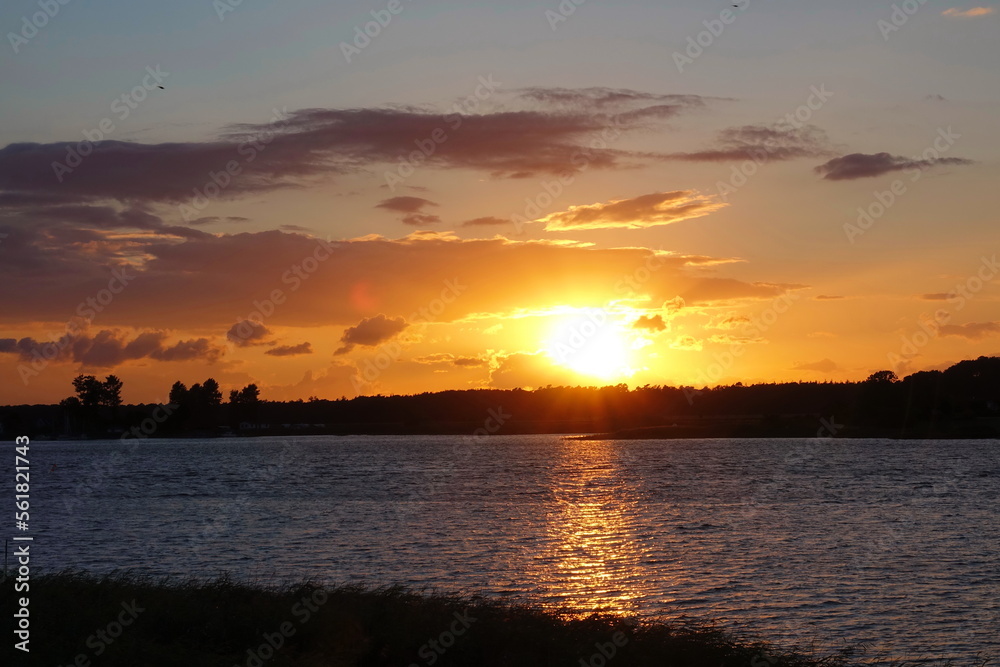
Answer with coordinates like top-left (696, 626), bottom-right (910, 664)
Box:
top-left (13, 417), bottom-right (1000, 442)
top-left (4, 357), bottom-right (999, 442)
top-left (572, 421), bottom-right (1000, 440)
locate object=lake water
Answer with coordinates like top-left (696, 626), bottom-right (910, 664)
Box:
top-left (26, 435), bottom-right (1000, 664)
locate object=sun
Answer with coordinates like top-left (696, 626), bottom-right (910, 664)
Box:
top-left (544, 309), bottom-right (636, 381)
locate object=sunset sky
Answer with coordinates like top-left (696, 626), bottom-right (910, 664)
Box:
top-left (1, 0), bottom-right (997, 404)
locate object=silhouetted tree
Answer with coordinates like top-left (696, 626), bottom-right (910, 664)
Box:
top-left (866, 370), bottom-right (899, 384)
top-left (201, 378), bottom-right (222, 406)
top-left (170, 378), bottom-right (226, 431)
top-left (229, 384), bottom-right (261, 427)
top-left (38, 356), bottom-right (995, 439)
top-left (229, 384), bottom-right (260, 405)
top-left (71, 374), bottom-right (124, 408)
top-left (58, 396), bottom-right (82, 435)
top-left (100, 374), bottom-right (124, 427)
top-left (72, 375), bottom-right (105, 407)
top-left (169, 381), bottom-right (188, 406)
top-left (103, 375), bottom-right (123, 407)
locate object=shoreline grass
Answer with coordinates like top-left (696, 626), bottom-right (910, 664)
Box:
top-left (4, 571), bottom-right (982, 666)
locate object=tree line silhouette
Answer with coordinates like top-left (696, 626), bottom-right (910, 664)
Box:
top-left (2, 357), bottom-right (999, 439)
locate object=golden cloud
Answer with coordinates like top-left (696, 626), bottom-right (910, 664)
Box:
top-left (537, 191), bottom-right (725, 231)
top-left (942, 7), bottom-right (995, 17)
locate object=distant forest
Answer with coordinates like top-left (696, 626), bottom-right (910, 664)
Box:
top-left (2, 357), bottom-right (999, 440)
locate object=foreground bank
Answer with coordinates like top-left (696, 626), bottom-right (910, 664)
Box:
top-left (3, 571), bottom-right (949, 666)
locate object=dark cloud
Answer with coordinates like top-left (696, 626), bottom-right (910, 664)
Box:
top-left (0, 88), bottom-right (714, 214)
top-left (0, 329), bottom-right (224, 367)
top-left (265, 342), bottom-right (313, 357)
top-left (376, 196), bottom-right (438, 213)
top-left (461, 216), bottom-right (509, 227)
top-left (517, 87), bottom-right (713, 113)
top-left (188, 216), bottom-right (250, 226)
top-left (453, 356), bottom-right (486, 367)
top-left (226, 320), bottom-right (272, 347)
top-left (709, 314), bottom-right (752, 329)
top-left (376, 196), bottom-right (441, 226)
top-left (938, 322), bottom-right (1000, 340)
top-left (152, 337), bottom-right (224, 362)
top-left (814, 152), bottom-right (973, 180)
top-left (24, 203), bottom-right (163, 229)
top-left (632, 315), bottom-right (666, 332)
top-left (412, 353), bottom-right (485, 367)
top-left (0, 138), bottom-right (284, 204)
top-left (0, 198), bottom-right (210, 262)
top-left (815, 295), bottom-right (845, 300)
top-left (335, 314), bottom-right (408, 355)
top-left (670, 124), bottom-right (834, 162)
top-left (921, 293), bottom-right (955, 301)
top-left (664, 297), bottom-right (686, 313)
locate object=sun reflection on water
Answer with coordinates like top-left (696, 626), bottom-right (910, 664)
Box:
top-left (526, 439), bottom-right (651, 617)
